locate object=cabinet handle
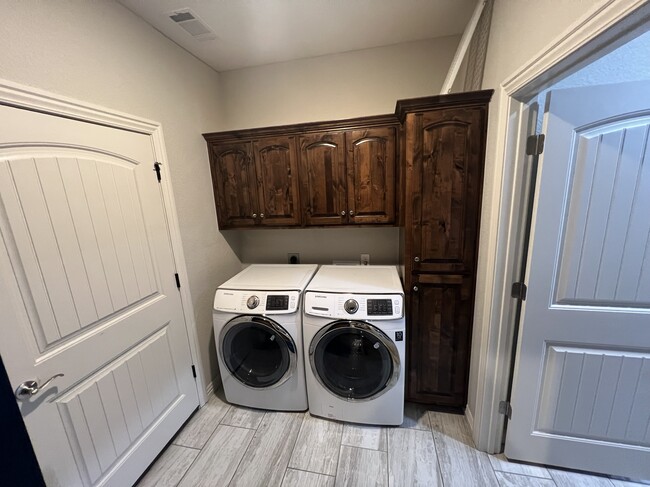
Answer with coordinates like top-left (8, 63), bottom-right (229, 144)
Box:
top-left (252, 213), bottom-right (257, 218)
top-left (260, 213), bottom-right (265, 219)
top-left (349, 210), bottom-right (355, 216)
top-left (341, 211), bottom-right (346, 216)
top-left (414, 256), bottom-right (420, 262)
top-left (413, 286), bottom-right (418, 292)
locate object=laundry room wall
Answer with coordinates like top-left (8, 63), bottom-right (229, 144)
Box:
top-left (0, 0), bottom-right (242, 391)
top-left (219, 36), bottom-right (461, 265)
top-left (467, 0), bottom-right (605, 431)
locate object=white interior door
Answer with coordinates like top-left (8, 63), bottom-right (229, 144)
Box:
top-left (0, 104), bottom-right (199, 486)
top-left (505, 81), bottom-right (650, 479)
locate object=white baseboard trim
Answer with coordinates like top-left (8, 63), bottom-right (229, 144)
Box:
top-left (465, 405), bottom-right (475, 434)
top-left (205, 380), bottom-right (215, 398)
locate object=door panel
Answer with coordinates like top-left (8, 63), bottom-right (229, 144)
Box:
top-left (506, 81), bottom-right (650, 479)
top-left (298, 132), bottom-right (347, 225)
top-left (253, 136), bottom-right (301, 226)
top-left (346, 127), bottom-right (396, 224)
top-left (407, 277), bottom-right (473, 408)
top-left (0, 104), bottom-right (198, 487)
top-left (209, 141), bottom-right (258, 228)
top-left (410, 108), bottom-right (485, 273)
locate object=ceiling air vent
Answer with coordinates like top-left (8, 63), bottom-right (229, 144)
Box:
top-left (168, 9), bottom-right (216, 40)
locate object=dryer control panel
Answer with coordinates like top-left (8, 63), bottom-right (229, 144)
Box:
top-left (304, 293), bottom-right (403, 320)
top-left (214, 289), bottom-right (300, 314)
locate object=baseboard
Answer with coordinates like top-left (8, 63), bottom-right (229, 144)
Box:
top-left (205, 381), bottom-right (214, 397)
top-left (465, 405), bottom-right (475, 434)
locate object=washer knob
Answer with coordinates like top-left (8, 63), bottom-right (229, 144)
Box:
top-left (247, 295), bottom-right (260, 309)
top-left (344, 299), bottom-right (359, 314)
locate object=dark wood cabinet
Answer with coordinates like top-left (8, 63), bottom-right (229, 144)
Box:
top-left (204, 116), bottom-right (398, 229)
top-left (253, 136), bottom-right (301, 226)
top-left (346, 127), bottom-right (396, 225)
top-left (209, 141), bottom-right (258, 228)
top-left (398, 90), bottom-right (493, 409)
top-left (298, 132), bottom-right (347, 226)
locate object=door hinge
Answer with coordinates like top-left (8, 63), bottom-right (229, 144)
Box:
top-left (154, 162), bottom-right (162, 182)
top-left (526, 134), bottom-right (545, 156)
top-left (191, 365), bottom-right (197, 378)
top-left (499, 400), bottom-right (512, 419)
top-left (511, 282), bottom-right (527, 301)
top-left (174, 273), bottom-right (181, 289)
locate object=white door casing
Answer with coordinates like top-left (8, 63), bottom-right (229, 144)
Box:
top-left (0, 104), bottom-right (199, 486)
top-left (505, 81), bottom-right (650, 479)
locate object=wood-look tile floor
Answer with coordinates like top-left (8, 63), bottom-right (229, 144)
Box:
top-left (136, 392), bottom-right (648, 487)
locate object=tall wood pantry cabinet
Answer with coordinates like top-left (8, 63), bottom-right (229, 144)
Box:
top-left (397, 90), bottom-right (493, 408)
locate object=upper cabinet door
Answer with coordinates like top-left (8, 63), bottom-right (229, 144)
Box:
top-left (298, 132), bottom-right (347, 226)
top-left (209, 141), bottom-right (259, 229)
top-left (253, 136), bottom-right (301, 227)
top-left (346, 127), bottom-right (396, 224)
top-left (408, 107), bottom-right (486, 274)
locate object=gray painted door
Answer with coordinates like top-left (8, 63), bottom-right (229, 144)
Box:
top-left (505, 81), bottom-right (650, 479)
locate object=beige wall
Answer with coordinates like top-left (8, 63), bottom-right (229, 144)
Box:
top-left (221, 36), bottom-right (460, 129)
top-left (0, 0), bottom-right (242, 390)
top-left (220, 36), bottom-right (460, 265)
top-left (466, 0), bottom-right (604, 422)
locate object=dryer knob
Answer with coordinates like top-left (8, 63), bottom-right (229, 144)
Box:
top-left (247, 295), bottom-right (260, 309)
top-left (344, 299), bottom-right (359, 314)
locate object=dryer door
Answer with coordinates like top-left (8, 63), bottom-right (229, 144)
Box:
top-left (221, 316), bottom-right (296, 389)
top-left (310, 320), bottom-right (400, 401)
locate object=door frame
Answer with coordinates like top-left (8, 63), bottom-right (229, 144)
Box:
top-left (0, 78), bottom-right (208, 406)
top-left (471, 0), bottom-right (650, 453)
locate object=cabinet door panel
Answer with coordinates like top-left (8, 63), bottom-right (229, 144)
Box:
top-left (410, 107), bottom-right (486, 273)
top-left (298, 132), bottom-right (347, 226)
top-left (407, 277), bottom-right (473, 408)
top-left (253, 136), bottom-right (301, 226)
top-left (346, 127), bottom-right (396, 224)
top-left (209, 142), bottom-right (258, 228)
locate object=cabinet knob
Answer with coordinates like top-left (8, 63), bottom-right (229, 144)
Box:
top-left (252, 213), bottom-right (257, 218)
top-left (260, 213), bottom-right (265, 219)
top-left (341, 210), bottom-right (346, 216)
top-left (413, 286), bottom-right (418, 292)
top-left (349, 210), bottom-right (355, 216)
top-left (414, 256), bottom-right (420, 262)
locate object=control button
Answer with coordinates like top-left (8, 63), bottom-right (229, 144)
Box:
top-left (344, 299), bottom-right (359, 314)
top-left (247, 295), bottom-right (260, 309)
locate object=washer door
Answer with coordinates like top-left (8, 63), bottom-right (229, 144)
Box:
top-left (221, 316), bottom-right (296, 389)
top-left (310, 320), bottom-right (400, 401)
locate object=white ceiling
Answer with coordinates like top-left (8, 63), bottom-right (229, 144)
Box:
top-left (118, 0), bottom-right (476, 72)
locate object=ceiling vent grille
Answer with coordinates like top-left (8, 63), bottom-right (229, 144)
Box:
top-left (168, 9), bottom-right (216, 40)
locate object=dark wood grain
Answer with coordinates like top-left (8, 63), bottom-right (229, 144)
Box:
top-left (253, 135), bottom-right (302, 227)
top-left (408, 278), bottom-right (474, 408)
top-left (346, 126), bottom-right (397, 225)
top-left (402, 90), bottom-right (493, 407)
top-left (207, 141), bottom-right (258, 229)
top-left (298, 132), bottom-right (347, 226)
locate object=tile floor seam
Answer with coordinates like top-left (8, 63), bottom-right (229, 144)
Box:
top-left (287, 466), bottom-right (336, 479)
top-left (386, 426), bottom-right (392, 487)
top-left (225, 424), bottom-right (258, 487)
top-left (171, 443), bottom-right (201, 451)
top-left (334, 418), bottom-right (345, 485)
top-left (492, 467), bottom-right (555, 481)
top-left (278, 413), bottom-right (306, 487)
top-left (340, 442), bottom-right (388, 453)
top-left (430, 423), bottom-right (444, 487)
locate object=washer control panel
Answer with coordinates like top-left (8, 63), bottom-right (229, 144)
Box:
top-left (214, 290), bottom-right (300, 314)
top-left (305, 293), bottom-right (403, 320)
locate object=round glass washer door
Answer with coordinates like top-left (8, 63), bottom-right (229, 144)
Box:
top-left (309, 320), bottom-right (400, 401)
top-left (221, 316), bottom-right (296, 389)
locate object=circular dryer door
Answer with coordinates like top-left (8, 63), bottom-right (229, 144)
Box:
top-left (310, 320), bottom-right (400, 401)
top-left (221, 316), bottom-right (296, 389)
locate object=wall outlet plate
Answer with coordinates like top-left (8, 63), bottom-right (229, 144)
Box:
top-left (360, 254), bottom-right (370, 266)
top-left (287, 253), bottom-right (300, 264)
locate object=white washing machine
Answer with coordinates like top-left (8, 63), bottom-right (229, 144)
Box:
top-left (213, 264), bottom-right (318, 411)
top-left (303, 265), bottom-right (405, 425)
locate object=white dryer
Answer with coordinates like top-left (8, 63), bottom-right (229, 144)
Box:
top-left (213, 264), bottom-right (317, 411)
top-left (303, 265), bottom-right (405, 425)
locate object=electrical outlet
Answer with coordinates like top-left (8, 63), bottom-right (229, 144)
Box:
top-left (288, 253), bottom-right (300, 264)
top-left (360, 254), bottom-right (370, 266)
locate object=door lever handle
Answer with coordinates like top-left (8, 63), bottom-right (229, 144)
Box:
top-left (15, 374), bottom-right (64, 401)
